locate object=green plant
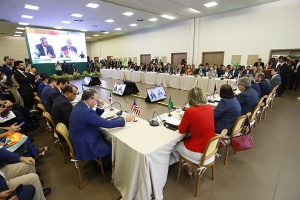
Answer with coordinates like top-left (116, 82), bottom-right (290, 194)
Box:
top-left (72, 72), bottom-right (81, 80)
top-left (82, 71), bottom-right (90, 76)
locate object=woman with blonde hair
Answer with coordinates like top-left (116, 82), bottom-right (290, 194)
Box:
top-left (175, 87), bottom-right (215, 176)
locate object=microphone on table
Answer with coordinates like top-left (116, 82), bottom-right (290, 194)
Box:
top-left (104, 102), bottom-right (123, 115)
top-left (149, 111), bottom-right (164, 127)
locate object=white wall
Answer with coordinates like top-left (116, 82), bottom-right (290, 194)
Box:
top-left (89, 20), bottom-right (194, 64)
top-left (89, 0), bottom-right (300, 66)
top-left (0, 36), bottom-right (29, 65)
top-left (198, 0), bottom-right (300, 65)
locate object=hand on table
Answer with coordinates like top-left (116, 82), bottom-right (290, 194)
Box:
top-left (124, 114), bottom-right (133, 122)
top-left (96, 99), bottom-right (105, 107)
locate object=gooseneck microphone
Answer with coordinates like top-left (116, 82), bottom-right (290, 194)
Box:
top-left (104, 102), bottom-right (123, 115)
top-left (149, 111), bottom-right (164, 127)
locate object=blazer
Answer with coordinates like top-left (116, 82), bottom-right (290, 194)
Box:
top-left (46, 87), bottom-right (61, 112)
top-left (237, 87), bottom-right (259, 115)
top-left (1, 65), bottom-right (13, 87)
top-left (178, 105), bottom-right (215, 153)
top-left (278, 63), bottom-right (288, 82)
top-left (13, 70), bottom-right (34, 96)
top-left (35, 44), bottom-right (56, 58)
top-left (254, 62), bottom-right (264, 67)
top-left (270, 74), bottom-right (281, 89)
top-left (51, 94), bottom-right (73, 127)
top-left (69, 101), bottom-right (125, 160)
top-left (251, 81), bottom-right (261, 97)
top-left (214, 98), bottom-right (241, 135)
top-left (229, 69), bottom-right (239, 79)
top-left (258, 79), bottom-right (272, 97)
top-left (41, 85), bottom-right (52, 108)
top-left (37, 82), bottom-right (47, 97)
top-left (0, 148), bottom-right (20, 168)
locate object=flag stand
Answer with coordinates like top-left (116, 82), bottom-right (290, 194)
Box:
top-left (168, 108), bottom-right (172, 117)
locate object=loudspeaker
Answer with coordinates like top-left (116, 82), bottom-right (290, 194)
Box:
top-left (83, 76), bottom-right (102, 86)
top-left (123, 81), bottom-right (139, 95)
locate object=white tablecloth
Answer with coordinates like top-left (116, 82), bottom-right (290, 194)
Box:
top-left (144, 72), bottom-right (157, 85)
top-left (179, 75), bottom-right (196, 91)
top-left (166, 74), bottom-right (180, 89)
top-left (100, 69), bottom-right (112, 78)
top-left (101, 111), bottom-right (182, 200)
top-left (111, 70), bottom-right (121, 80)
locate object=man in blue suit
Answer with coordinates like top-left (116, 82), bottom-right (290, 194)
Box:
top-left (270, 68), bottom-right (281, 89)
top-left (229, 65), bottom-right (239, 79)
top-left (236, 77), bottom-right (259, 115)
top-left (46, 78), bottom-right (69, 112)
top-left (35, 37), bottom-right (56, 58)
top-left (255, 72), bottom-right (271, 97)
top-left (69, 89), bottom-right (133, 161)
top-left (41, 77), bottom-right (57, 109)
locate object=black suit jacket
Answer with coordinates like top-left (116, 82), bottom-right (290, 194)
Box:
top-left (14, 70), bottom-right (34, 96)
top-left (236, 87), bottom-right (259, 115)
top-left (51, 94), bottom-right (73, 127)
top-left (258, 79), bottom-right (272, 97)
top-left (47, 87), bottom-right (61, 112)
top-left (278, 63), bottom-right (288, 81)
top-left (35, 44), bottom-right (56, 58)
top-left (254, 62), bottom-right (265, 67)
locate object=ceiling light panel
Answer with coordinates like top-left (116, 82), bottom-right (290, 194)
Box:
top-left (161, 15), bottom-right (175, 20)
top-left (16, 27), bottom-right (26, 30)
top-left (21, 15), bottom-right (33, 19)
top-left (129, 24), bottom-right (137, 27)
top-left (149, 18), bottom-right (158, 22)
top-left (71, 13), bottom-right (83, 18)
top-left (105, 19), bottom-right (114, 23)
top-left (114, 28), bottom-right (122, 31)
top-left (61, 21), bottom-right (72, 24)
top-left (188, 8), bottom-right (201, 13)
top-left (18, 22), bottom-right (28, 25)
top-left (24, 4), bottom-right (39, 10)
top-left (123, 12), bottom-right (134, 16)
top-left (86, 3), bottom-right (99, 8)
top-left (204, 2), bottom-right (218, 7)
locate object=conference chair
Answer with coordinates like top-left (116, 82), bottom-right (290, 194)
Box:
top-left (34, 96), bottom-right (42, 104)
top-left (33, 92), bottom-right (38, 97)
top-left (270, 85), bottom-right (279, 109)
top-left (249, 102), bottom-right (264, 132)
top-left (56, 123), bottom-right (106, 189)
top-left (223, 114), bottom-right (250, 165)
top-left (36, 103), bottom-right (46, 112)
top-left (176, 129), bottom-right (227, 197)
top-left (261, 91), bottom-right (274, 120)
top-left (42, 112), bottom-right (62, 152)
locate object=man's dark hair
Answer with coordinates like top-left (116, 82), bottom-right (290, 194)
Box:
top-left (41, 74), bottom-right (49, 81)
top-left (220, 84), bottom-right (234, 99)
top-left (62, 85), bottom-right (73, 94)
top-left (48, 77), bottom-right (57, 83)
top-left (14, 60), bottom-right (24, 67)
top-left (3, 56), bottom-right (9, 61)
top-left (81, 89), bottom-right (96, 101)
top-left (273, 68), bottom-right (280, 73)
top-left (257, 72), bottom-right (265, 80)
top-left (279, 56), bottom-right (283, 60)
top-left (57, 78), bottom-right (69, 85)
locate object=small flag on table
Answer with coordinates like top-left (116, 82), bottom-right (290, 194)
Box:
top-left (131, 99), bottom-right (140, 115)
top-left (168, 96), bottom-right (174, 109)
top-left (109, 93), bottom-right (112, 106)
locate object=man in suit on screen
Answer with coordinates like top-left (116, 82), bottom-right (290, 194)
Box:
top-left (35, 37), bottom-right (56, 58)
top-left (60, 39), bottom-right (77, 57)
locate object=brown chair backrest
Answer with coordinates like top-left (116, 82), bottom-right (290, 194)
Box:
top-left (56, 123), bottom-right (76, 160)
top-left (42, 111), bottom-right (56, 131)
top-left (258, 95), bottom-right (267, 105)
top-left (250, 102), bottom-right (264, 122)
top-left (34, 96), bottom-right (42, 103)
top-left (200, 129), bottom-right (228, 166)
top-left (37, 103), bottom-right (46, 112)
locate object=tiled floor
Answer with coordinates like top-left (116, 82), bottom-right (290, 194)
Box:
top-left (32, 78), bottom-right (300, 200)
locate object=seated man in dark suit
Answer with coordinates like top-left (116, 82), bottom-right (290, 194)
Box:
top-left (236, 77), bottom-right (259, 115)
top-left (46, 78), bottom-right (69, 112)
top-left (51, 85), bottom-right (78, 127)
top-left (35, 37), bottom-right (56, 58)
top-left (244, 74), bottom-right (261, 97)
top-left (41, 77), bottom-right (57, 109)
top-left (37, 74), bottom-right (49, 97)
top-left (228, 65), bottom-right (239, 79)
top-left (270, 68), bottom-right (281, 89)
top-left (69, 89), bottom-right (133, 162)
top-left (255, 72), bottom-right (272, 97)
top-left (60, 39), bottom-right (77, 57)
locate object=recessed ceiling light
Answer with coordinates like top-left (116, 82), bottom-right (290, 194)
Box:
top-left (86, 37), bottom-right (91, 39)
top-left (188, 8), bottom-right (201, 13)
top-left (93, 34), bottom-right (99, 36)
top-left (15, 31), bottom-right (23, 34)
top-left (129, 23), bottom-right (137, 27)
top-left (18, 22), bottom-right (28, 25)
top-left (14, 35), bottom-right (22, 37)
top-left (204, 2), bottom-right (218, 7)
top-left (105, 19), bottom-right (114, 23)
top-left (114, 28), bottom-right (122, 31)
top-left (71, 13), bottom-right (83, 18)
top-left (21, 15), bottom-right (33, 19)
top-left (81, 29), bottom-right (88, 32)
top-left (148, 18), bottom-right (158, 22)
top-left (16, 27), bottom-right (26, 30)
top-left (61, 21), bottom-right (72, 24)
top-left (123, 12), bottom-right (134, 16)
top-left (54, 27), bottom-right (62, 29)
top-left (161, 15), bottom-right (175, 20)
top-left (103, 31), bottom-right (110, 34)
top-left (86, 3), bottom-right (99, 8)
top-left (24, 4), bottom-right (39, 10)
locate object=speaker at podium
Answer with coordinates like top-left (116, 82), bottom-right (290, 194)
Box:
top-left (83, 76), bottom-right (102, 86)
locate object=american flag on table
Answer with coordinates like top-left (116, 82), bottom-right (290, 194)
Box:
top-left (109, 93), bottom-right (112, 106)
top-left (131, 99), bottom-right (140, 115)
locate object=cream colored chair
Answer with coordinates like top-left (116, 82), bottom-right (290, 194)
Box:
top-left (36, 103), bottom-right (46, 112)
top-left (249, 102), bottom-right (264, 132)
top-left (34, 96), bottom-right (42, 104)
top-left (56, 123), bottom-right (106, 189)
top-left (176, 129), bottom-right (228, 197)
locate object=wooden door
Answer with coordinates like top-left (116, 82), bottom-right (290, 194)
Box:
top-left (171, 53), bottom-right (187, 66)
top-left (140, 54), bottom-right (151, 64)
top-left (202, 51), bottom-right (224, 66)
top-left (269, 48), bottom-right (300, 60)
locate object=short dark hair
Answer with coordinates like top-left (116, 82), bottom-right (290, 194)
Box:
top-left (62, 85), bottom-right (73, 94)
top-left (48, 77), bottom-right (57, 83)
top-left (279, 56), bottom-right (283, 60)
top-left (14, 60), bottom-right (24, 67)
top-left (41, 74), bottom-right (49, 81)
top-left (220, 84), bottom-right (234, 99)
top-left (57, 78), bottom-right (69, 85)
top-left (3, 56), bottom-right (9, 61)
top-left (81, 89), bottom-right (96, 101)
top-left (272, 68), bottom-right (280, 73)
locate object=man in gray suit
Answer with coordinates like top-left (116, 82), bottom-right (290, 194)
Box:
top-left (270, 68), bottom-right (281, 89)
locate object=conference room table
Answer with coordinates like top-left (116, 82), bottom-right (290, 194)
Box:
top-left (100, 109), bottom-right (184, 200)
top-left (100, 69), bottom-right (237, 94)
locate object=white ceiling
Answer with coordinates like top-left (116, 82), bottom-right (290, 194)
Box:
top-left (0, 0), bottom-right (278, 41)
